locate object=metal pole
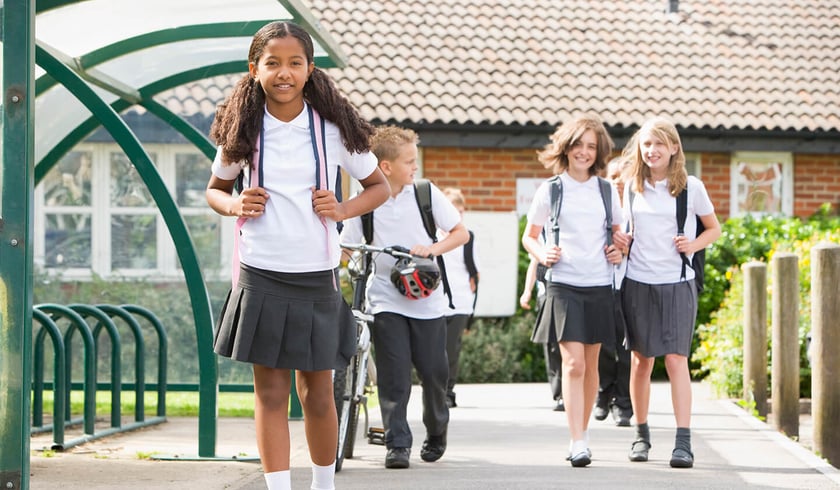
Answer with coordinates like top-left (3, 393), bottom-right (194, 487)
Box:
top-left (0, 1), bottom-right (35, 489)
top-left (742, 261), bottom-right (768, 418)
top-left (811, 243), bottom-right (840, 467)
top-left (771, 253), bottom-right (799, 437)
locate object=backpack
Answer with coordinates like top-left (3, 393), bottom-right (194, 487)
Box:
top-left (628, 186), bottom-right (706, 293)
top-left (361, 178), bottom-right (455, 308)
top-left (545, 174), bottom-right (615, 266)
top-left (462, 230), bottom-right (479, 311)
top-left (232, 105), bottom-right (340, 287)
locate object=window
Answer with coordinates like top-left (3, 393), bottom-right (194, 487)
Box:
top-left (730, 152), bottom-right (793, 216)
top-left (35, 143), bottom-right (227, 280)
top-left (685, 153), bottom-right (700, 178)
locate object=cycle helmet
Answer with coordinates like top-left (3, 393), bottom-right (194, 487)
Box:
top-left (390, 256), bottom-right (441, 300)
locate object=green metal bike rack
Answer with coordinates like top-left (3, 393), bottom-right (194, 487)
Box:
top-left (121, 304), bottom-right (168, 418)
top-left (33, 304), bottom-right (97, 438)
top-left (31, 310), bottom-right (66, 449)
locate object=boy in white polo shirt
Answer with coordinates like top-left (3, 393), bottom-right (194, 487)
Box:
top-left (340, 126), bottom-right (469, 469)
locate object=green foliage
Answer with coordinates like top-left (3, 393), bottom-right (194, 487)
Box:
top-left (458, 315), bottom-right (546, 383)
top-left (693, 206), bottom-right (840, 398)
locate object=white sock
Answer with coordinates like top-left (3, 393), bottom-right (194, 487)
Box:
top-left (311, 461), bottom-right (336, 490)
top-left (583, 429), bottom-right (590, 446)
top-left (570, 439), bottom-right (588, 457)
top-left (264, 470), bottom-right (291, 490)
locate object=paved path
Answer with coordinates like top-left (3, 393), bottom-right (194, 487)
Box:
top-left (30, 382), bottom-right (840, 489)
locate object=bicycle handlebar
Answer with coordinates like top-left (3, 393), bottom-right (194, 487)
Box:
top-left (340, 242), bottom-right (427, 260)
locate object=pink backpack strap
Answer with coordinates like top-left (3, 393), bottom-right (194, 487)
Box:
top-left (231, 129), bottom-right (263, 288)
top-left (308, 106), bottom-right (337, 289)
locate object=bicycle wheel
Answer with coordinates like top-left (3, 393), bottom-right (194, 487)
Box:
top-left (334, 354), bottom-right (357, 472)
top-left (343, 354), bottom-right (366, 459)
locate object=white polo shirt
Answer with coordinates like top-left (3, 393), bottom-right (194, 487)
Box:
top-left (340, 182), bottom-right (462, 319)
top-left (526, 172), bottom-right (623, 287)
top-left (624, 176), bottom-right (715, 285)
top-left (212, 104), bottom-right (378, 273)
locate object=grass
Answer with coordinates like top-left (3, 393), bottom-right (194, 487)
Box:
top-left (35, 390), bottom-right (257, 418)
top-left (34, 388), bottom-right (379, 419)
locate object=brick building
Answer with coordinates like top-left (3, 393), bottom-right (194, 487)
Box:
top-left (36, 0), bottom-right (840, 287)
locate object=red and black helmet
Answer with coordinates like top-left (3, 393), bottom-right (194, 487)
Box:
top-left (390, 256), bottom-right (441, 300)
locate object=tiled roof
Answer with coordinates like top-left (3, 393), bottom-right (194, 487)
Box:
top-left (157, 0), bottom-right (840, 133)
top-left (307, 0), bottom-right (840, 133)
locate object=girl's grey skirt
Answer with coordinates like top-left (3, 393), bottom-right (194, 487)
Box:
top-left (213, 263), bottom-right (356, 371)
top-left (532, 282), bottom-right (617, 351)
top-left (621, 277), bottom-right (697, 358)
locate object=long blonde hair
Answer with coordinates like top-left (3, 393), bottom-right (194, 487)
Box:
top-left (623, 117), bottom-right (687, 196)
top-left (537, 114), bottom-right (614, 176)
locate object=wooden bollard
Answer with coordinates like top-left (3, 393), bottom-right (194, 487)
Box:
top-left (771, 253), bottom-right (799, 438)
top-left (811, 243), bottom-right (840, 467)
top-left (742, 261), bottom-right (768, 417)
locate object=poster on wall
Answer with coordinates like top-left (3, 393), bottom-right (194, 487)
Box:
top-left (462, 211), bottom-right (519, 317)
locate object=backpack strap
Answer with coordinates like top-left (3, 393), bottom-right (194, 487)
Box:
top-left (548, 175), bottom-right (563, 247)
top-left (597, 177), bottom-right (613, 247)
top-left (413, 179), bottom-right (455, 309)
top-left (414, 178), bottom-right (436, 240)
top-left (463, 230), bottom-right (478, 282)
top-left (231, 124), bottom-right (265, 288)
top-left (361, 211), bottom-right (374, 244)
top-left (463, 230), bottom-right (479, 311)
top-left (675, 187), bottom-right (692, 281)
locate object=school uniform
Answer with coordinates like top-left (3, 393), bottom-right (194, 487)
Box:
top-left (340, 182), bottom-right (461, 450)
top-left (441, 232), bottom-right (480, 403)
top-left (527, 172), bottom-right (623, 349)
top-left (622, 176), bottom-right (715, 358)
top-left (212, 103), bottom-right (378, 371)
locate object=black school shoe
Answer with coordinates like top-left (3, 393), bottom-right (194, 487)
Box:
top-left (385, 447), bottom-right (410, 469)
top-left (670, 447), bottom-right (694, 468)
top-left (420, 431), bottom-right (447, 462)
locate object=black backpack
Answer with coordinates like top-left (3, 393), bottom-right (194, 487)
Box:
top-left (628, 186), bottom-right (706, 293)
top-left (361, 179), bottom-right (455, 308)
top-left (543, 174), bottom-right (615, 274)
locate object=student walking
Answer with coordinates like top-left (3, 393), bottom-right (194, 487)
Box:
top-left (340, 126), bottom-right (469, 469)
top-left (614, 117), bottom-right (721, 469)
top-left (440, 188), bottom-right (480, 409)
top-left (205, 21), bottom-right (389, 490)
top-left (594, 158), bottom-right (633, 427)
top-left (521, 246), bottom-right (564, 412)
top-left (522, 115), bottom-right (624, 467)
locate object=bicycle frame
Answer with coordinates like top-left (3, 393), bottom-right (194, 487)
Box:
top-left (334, 243), bottom-right (414, 470)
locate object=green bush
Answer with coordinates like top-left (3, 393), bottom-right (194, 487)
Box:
top-left (692, 205), bottom-right (840, 398)
top-left (458, 315), bottom-right (546, 383)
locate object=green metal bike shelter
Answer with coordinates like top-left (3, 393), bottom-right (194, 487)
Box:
top-left (1, 1), bottom-right (348, 486)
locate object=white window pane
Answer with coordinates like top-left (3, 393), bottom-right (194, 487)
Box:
top-left (110, 152), bottom-right (156, 207)
top-left (111, 214), bottom-right (157, 269)
top-left (45, 213), bottom-right (92, 268)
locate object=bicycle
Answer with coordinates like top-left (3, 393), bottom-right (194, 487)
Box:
top-left (334, 242), bottom-right (417, 471)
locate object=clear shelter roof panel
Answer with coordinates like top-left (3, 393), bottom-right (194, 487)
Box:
top-left (35, 0), bottom-right (295, 58)
top-left (34, 81), bottom-right (118, 163)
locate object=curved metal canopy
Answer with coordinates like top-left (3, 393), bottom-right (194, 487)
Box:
top-left (18, 0), bottom-right (349, 460)
top-left (34, 0), bottom-right (346, 165)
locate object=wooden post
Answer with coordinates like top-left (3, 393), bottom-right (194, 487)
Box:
top-left (742, 261), bottom-right (768, 418)
top-left (771, 253), bottom-right (799, 437)
top-left (811, 243), bottom-right (840, 467)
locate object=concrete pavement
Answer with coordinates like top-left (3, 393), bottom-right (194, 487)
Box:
top-left (30, 382), bottom-right (840, 489)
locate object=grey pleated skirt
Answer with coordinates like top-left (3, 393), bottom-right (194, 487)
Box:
top-left (531, 282), bottom-right (616, 350)
top-left (213, 264), bottom-right (356, 371)
top-left (621, 277), bottom-right (697, 358)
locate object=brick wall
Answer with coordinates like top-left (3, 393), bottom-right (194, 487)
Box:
top-left (793, 154), bottom-right (840, 217)
top-left (423, 147), bottom-right (840, 219)
top-left (423, 147), bottom-right (548, 211)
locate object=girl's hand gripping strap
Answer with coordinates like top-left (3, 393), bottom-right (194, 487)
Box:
top-left (231, 126), bottom-right (265, 288)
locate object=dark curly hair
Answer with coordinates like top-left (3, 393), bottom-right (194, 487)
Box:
top-left (210, 21), bottom-right (374, 166)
